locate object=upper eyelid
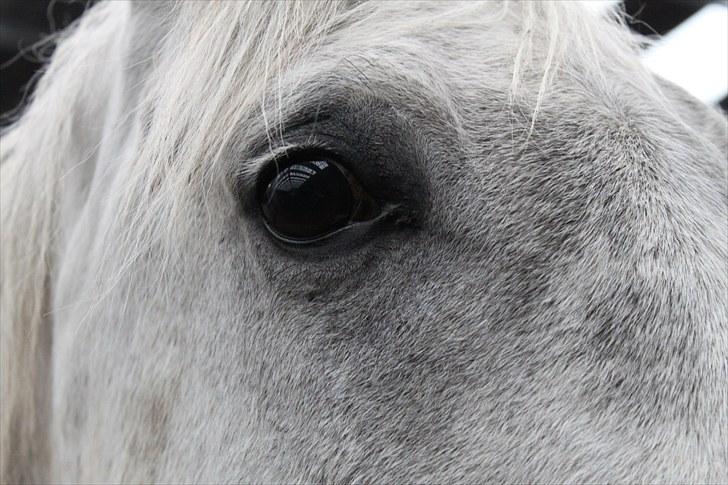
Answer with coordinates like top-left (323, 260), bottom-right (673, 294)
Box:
top-left (231, 137), bottom-right (340, 199)
top-left (250, 134), bottom-right (347, 174)
top-left (241, 89), bottom-right (396, 180)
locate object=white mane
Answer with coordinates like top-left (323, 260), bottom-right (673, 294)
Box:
top-left (2, 5), bottom-right (131, 478)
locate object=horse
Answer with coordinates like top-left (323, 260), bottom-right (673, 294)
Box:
top-left (1, 1), bottom-right (726, 482)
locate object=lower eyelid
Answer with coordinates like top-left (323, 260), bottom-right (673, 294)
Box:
top-left (263, 205), bottom-right (397, 247)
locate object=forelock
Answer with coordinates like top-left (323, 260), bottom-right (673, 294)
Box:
top-left (112, 0), bottom-right (657, 276)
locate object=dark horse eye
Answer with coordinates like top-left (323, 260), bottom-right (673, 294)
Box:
top-left (259, 154), bottom-right (379, 244)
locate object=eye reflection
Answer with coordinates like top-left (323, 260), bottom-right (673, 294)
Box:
top-left (261, 158), bottom-right (365, 242)
top-left (270, 161), bottom-right (331, 194)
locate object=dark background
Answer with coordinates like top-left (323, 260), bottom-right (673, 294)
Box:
top-left (1, 0), bottom-right (90, 124)
top-left (0, 0), bottom-right (725, 126)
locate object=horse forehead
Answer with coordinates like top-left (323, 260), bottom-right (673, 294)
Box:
top-left (248, 21), bottom-right (523, 140)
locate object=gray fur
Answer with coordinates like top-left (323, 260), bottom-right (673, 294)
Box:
top-left (1, 1), bottom-right (726, 483)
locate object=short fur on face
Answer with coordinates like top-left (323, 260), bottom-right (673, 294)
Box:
top-left (1, 1), bottom-right (726, 482)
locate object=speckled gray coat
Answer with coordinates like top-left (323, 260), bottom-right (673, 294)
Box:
top-left (1, 1), bottom-right (726, 483)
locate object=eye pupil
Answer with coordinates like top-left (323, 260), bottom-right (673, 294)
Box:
top-left (261, 158), bottom-right (357, 242)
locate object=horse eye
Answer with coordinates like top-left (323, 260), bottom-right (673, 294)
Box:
top-left (259, 155), bottom-right (379, 244)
